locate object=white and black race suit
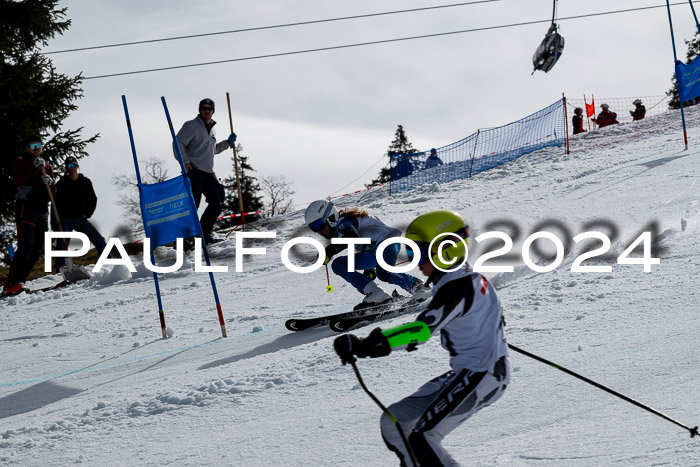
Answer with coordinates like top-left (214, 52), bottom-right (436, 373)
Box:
top-left (380, 266), bottom-right (510, 466)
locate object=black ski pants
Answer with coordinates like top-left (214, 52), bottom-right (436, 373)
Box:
top-left (188, 167), bottom-right (225, 240)
top-left (6, 203), bottom-right (49, 286)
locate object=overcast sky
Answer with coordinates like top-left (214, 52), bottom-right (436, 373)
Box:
top-left (45, 0), bottom-right (699, 237)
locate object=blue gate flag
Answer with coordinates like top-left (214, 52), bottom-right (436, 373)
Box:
top-left (140, 175), bottom-right (199, 247)
top-left (675, 57), bottom-right (700, 103)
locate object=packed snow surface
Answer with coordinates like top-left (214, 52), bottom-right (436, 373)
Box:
top-left (1, 107), bottom-right (699, 465)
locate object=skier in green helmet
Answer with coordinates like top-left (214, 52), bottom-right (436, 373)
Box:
top-left (334, 210), bottom-right (510, 466)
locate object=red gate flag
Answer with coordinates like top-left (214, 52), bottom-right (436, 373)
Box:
top-left (585, 98), bottom-right (595, 118)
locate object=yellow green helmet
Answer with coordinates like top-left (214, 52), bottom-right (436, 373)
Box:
top-left (405, 210), bottom-right (469, 269)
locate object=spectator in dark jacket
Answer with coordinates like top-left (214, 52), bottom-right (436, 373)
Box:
top-left (53, 156), bottom-right (109, 270)
top-left (572, 107), bottom-right (586, 135)
top-left (425, 148), bottom-right (444, 169)
top-left (4, 135), bottom-right (56, 296)
top-left (593, 103), bottom-right (619, 128)
top-left (630, 99), bottom-right (646, 121)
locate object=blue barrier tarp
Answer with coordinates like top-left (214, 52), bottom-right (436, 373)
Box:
top-left (675, 57), bottom-right (700, 103)
top-left (140, 176), bottom-right (199, 247)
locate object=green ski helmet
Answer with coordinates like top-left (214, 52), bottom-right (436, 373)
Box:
top-left (405, 210), bottom-right (469, 269)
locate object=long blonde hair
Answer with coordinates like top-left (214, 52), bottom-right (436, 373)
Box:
top-left (338, 206), bottom-right (370, 219)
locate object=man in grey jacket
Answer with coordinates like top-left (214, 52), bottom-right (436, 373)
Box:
top-left (174, 98), bottom-right (236, 244)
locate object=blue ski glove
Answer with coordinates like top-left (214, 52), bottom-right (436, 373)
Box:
top-left (227, 133), bottom-right (237, 146)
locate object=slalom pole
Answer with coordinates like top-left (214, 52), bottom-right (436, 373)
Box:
top-left (666, 0), bottom-right (689, 150)
top-left (325, 264), bottom-right (333, 293)
top-left (122, 95), bottom-right (168, 339)
top-left (349, 361), bottom-right (419, 466)
top-left (508, 343), bottom-right (699, 438)
top-left (161, 96), bottom-right (228, 338)
top-left (226, 92), bottom-right (252, 231)
top-left (583, 94), bottom-right (591, 132)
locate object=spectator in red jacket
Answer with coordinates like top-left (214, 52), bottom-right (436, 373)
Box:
top-left (593, 103), bottom-right (619, 128)
top-left (630, 99), bottom-right (646, 121)
top-left (572, 107), bottom-right (586, 135)
top-left (4, 135), bottom-right (57, 296)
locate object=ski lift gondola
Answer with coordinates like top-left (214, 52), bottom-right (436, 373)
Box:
top-left (532, 0), bottom-right (565, 74)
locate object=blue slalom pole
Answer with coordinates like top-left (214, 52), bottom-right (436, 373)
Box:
top-left (689, 0), bottom-right (700, 32)
top-left (121, 95), bottom-right (169, 339)
top-left (160, 96), bottom-right (228, 338)
top-left (666, 0), bottom-right (689, 150)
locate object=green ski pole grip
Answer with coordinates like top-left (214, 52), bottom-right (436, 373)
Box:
top-left (382, 321), bottom-right (431, 348)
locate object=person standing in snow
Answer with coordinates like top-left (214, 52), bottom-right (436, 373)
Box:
top-left (334, 210), bottom-right (510, 466)
top-left (629, 99), bottom-right (646, 121)
top-left (592, 103), bottom-right (619, 128)
top-left (305, 200), bottom-right (429, 309)
top-left (4, 135), bottom-right (57, 296)
top-left (572, 107), bottom-right (586, 135)
top-left (424, 148), bottom-right (444, 169)
top-left (52, 156), bottom-right (109, 271)
top-left (173, 98), bottom-right (237, 245)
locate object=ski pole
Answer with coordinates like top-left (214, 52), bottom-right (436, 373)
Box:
top-left (325, 264), bottom-right (333, 293)
top-left (508, 343), bottom-right (699, 438)
top-left (349, 361), bottom-right (419, 466)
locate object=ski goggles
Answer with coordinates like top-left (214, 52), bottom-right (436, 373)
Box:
top-left (67, 163), bottom-right (78, 169)
top-left (406, 242), bottom-right (431, 265)
top-left (308, 218), bottom-right (326, 233)
top-left (28, 142), bottom-right (42, 149)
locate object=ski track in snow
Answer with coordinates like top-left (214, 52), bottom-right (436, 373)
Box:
top-left (1, 107), bottom-right (699, 465)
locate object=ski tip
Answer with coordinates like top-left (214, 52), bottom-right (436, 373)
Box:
top-left (329, 321), bottom-right (348, 333)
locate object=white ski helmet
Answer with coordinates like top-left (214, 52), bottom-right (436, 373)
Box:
top-left (305, 200), bottom-right (339, 233)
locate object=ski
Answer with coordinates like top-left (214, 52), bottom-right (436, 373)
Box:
top-left (329, 298), bottom-right (427, 332)
top-left (285, 295), bottom-right (412, 332)
top-left (1, 280), bottom-right (70, 298)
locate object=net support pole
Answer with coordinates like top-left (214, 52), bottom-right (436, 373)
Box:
top-left (121, 95), bottom-right (168, 339)
top-left (563, 94), bottom-right (570, 154)
top-left (161, 96), bottom-right (228, 338)
top-left (666, 0), bottom-right (689, 150)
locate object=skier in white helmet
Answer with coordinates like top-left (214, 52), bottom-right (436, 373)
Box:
top-left (334, 210), bottom-right (510, 466)
top-left (305, 200), bottom-right (429, 309)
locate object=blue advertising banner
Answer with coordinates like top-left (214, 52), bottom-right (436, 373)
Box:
top-left (675, 57), bottom-right (700, 103)
top-left (140, 176), bottom-right (199, 247)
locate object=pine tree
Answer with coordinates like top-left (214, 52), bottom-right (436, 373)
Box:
top-left (667, 31), bottom-right (700, 109)
top-left (367, 125), bottom-right (421, 186)
top-left (219, 144), bottom-right (264, 229)
top-left (0, 0), bottom-right (98, 249)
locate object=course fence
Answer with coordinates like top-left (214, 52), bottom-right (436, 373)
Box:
top-left (566, 95), bottom-right (670, 133)
top-left (389, 98), bottom-right (566, 194)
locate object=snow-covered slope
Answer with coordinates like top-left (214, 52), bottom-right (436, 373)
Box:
top-left (1, 107), bottom-right (699, 466)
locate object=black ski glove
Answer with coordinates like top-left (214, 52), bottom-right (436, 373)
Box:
top-left (363, 269), bottom-right (377, 280)
top-left (324, 243), bottom-right (346, 265)
top-left (333, 328), bottom-right (391, 365)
